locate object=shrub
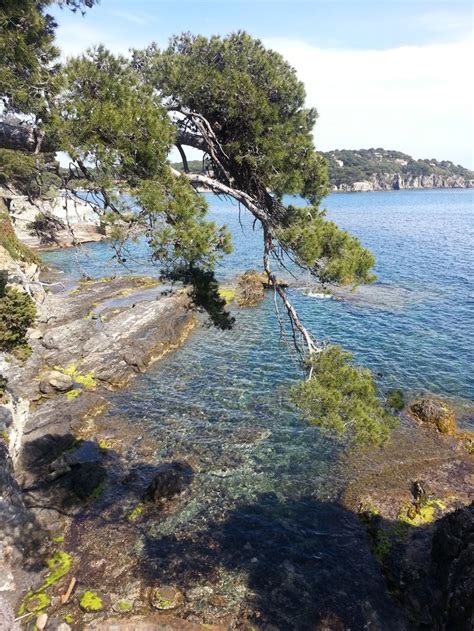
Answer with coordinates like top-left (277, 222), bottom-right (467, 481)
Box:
top-left (0, 285), bottom-right (36, 353)
top-left (0, 204), bottom-right (41, 265)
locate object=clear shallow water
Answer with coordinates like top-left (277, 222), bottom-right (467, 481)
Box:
top-left (43, 189), bottom-right (473, 626)
top-left (43, 188), bottom-right (474, 403)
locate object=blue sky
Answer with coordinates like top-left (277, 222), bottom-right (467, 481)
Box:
top-left (52, 0), bottom-right (474, 167)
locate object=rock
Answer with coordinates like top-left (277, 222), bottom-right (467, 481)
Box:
top-left (186, 585), bottom-right (213, 601)
top-left (235, 270), bottom-right (289, 307)
top-left (36, 612), bottom-right (48, 630)
top-left (39, 370), bottom-right (74, 395)
top-left (142, 462), bottom-right (193, 502)
top-left (410, 398), bottom-right (457, 434)
top-left (0, 405), bottom-right (12, 430)
top-left (149, 585), bottom-right (183, 610)
top-left (235, 270), bottom-right (266, 306)
top-left (45, 440), bottom-right (106, 498)
top-left (57, 624), bottom-right (71, 631)
top-left (112, 599), bottom-right (134, 613)
top-left (430, 502), bottom-right (474, 630)
top-left (70, 462), bottom-right (106, 500)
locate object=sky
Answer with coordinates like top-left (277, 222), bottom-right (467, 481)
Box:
top-left (51, 0), bottom-right (474, 168)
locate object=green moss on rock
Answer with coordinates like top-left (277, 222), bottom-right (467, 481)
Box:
top-left (80, 590), bottom-right (103, 612)
top-left (128, 503), bottom-right (145, 522)
top-left (18, 590), bottom-right (51, 616)
top-left (43, 551), bottom-right (72, 589)
top-left (65, 388), bottom-right (81, 400)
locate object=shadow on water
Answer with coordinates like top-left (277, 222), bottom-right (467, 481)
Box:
top-left (136, 492), bottom-right (409, 630)
top-left (14, 433), bottom-right (472, 631)
top-left (14, 433), bottom-right (408, 628)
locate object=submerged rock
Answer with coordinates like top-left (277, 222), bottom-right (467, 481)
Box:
top-left (150, 585), bottom-right (184, 610)
top-left (142, 461), bottom-right (193, 502)
top-left (410, 398), bottom-right (457, 434)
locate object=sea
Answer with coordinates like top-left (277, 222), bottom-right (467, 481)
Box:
top-left (41, 188), bottom-right (474, 625)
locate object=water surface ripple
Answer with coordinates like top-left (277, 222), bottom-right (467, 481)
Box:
top-left (43, 189), bottom-right (473, 625)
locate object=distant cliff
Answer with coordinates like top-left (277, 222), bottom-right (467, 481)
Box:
top-left (323, 148), bottom-right (474, 192)
top-left (173, 148), bottom-right (474, 193)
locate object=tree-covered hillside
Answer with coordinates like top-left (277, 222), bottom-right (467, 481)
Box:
top-left (322, 148), bottom-right (474, 189)
top-left (173, 148), bottom-right (473, 190)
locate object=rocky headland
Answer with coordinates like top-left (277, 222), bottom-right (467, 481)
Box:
top-left (323, 148), bottom-right (474, 192)
top-left (173, 148), bottom-right (474, 193)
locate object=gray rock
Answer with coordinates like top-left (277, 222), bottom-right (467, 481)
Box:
top-left (0, 406), bottom-right (12, 430)
top-left (39, 370), bottom-right (73, 394)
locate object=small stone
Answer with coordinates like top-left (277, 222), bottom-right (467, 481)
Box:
top-left (39, 370), bottom-right (74, 394)
top-left (112, 599), bottom-right (134, 613)
top-left (36, 613), bottom-right (48, 630)
top-left (149, 585), bottom-right (184, 610)
top-left (57, 624), bottom-right (71, 631)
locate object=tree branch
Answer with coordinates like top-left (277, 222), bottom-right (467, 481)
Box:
top-left (263, 225), bottom-right (321, 360)
top-left (170, 167), bottom-right (268, 224)
top-left (176, 144), bottom-right (189, 173)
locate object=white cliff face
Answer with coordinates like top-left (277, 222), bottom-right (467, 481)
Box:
top-left (332, 173), bottom-right (474, 192)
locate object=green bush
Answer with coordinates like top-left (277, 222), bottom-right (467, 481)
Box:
top-left (0, 204), bottom-right (41, 265)
top-left (0, 285), bottom-right (36, 353)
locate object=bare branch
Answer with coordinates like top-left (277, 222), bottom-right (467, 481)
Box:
top-left (176, 144), bottom-right (190, 173)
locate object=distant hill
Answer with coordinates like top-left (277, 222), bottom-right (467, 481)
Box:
top-left (172, 149), bottom-right (474, 192)
top-left (322, 148), bottom-right (474, 191)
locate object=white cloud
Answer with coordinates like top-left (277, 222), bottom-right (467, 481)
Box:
top-left (54, 19), bottom-right (474, 169)
top-left (265, 38), bottom-right (474, 168)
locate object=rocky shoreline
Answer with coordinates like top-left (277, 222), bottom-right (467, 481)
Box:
top-left (0, 224), bottom-right (473, 629)
top-left (331, 173), bottom-right (474, 192)
top-left (0, 273), bottom-right (198, 629)
top-left (2, 190), bottom-right (107, 250)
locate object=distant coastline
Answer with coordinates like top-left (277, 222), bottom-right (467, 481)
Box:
top-left (173, 147), bottom-right (474, 193)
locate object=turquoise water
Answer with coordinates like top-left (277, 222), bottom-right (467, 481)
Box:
top-left (43, 188), bottom-right (474, 405)
top-left (43, 188), bottom-right (473, 627)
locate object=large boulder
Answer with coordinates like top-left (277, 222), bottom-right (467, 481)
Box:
top-left (409, 399), bottom-right (456, 434)
top-left (142, 462), bottom-right (193, 502)
top-left (430, 502), bottom-right (474, 630)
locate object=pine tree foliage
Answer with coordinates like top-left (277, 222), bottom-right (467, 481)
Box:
top-left (0, 7), bottom-right (396, 445)
top-left (292, 347), bottom-right (397, 446)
